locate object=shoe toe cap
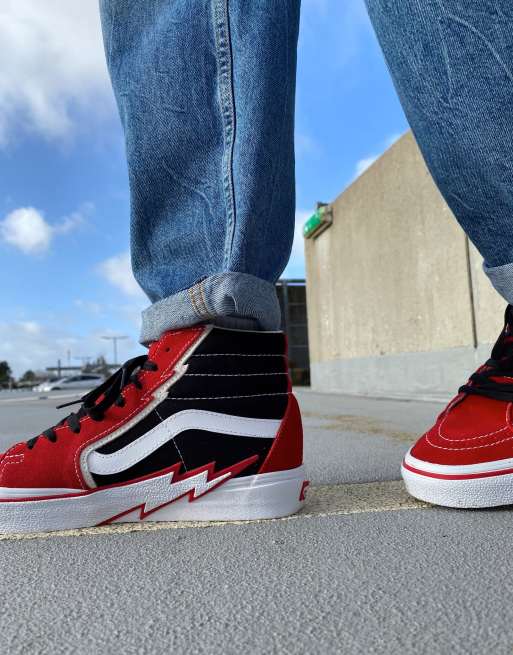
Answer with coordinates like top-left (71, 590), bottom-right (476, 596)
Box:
top-left (409, 394), bottom-right (513, 467)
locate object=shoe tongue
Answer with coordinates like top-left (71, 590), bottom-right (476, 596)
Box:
top-left (498, 335), bottom-right (513, 358)
top-left (481, 305), bottom-right (513, 386)
top-left (491, 305), bottom-right (513, 360)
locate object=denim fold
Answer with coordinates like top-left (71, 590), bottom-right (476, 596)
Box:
top-left (139, 272), bottom-right (281, 344)
top-left (483, 262), bottom-right (513, 306)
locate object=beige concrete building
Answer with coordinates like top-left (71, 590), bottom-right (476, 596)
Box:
top-left (304, 132), bottom-right (505, 400)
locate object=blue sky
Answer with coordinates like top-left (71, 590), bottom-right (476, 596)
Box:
top-left (0, 0), bottom-right (408, 376)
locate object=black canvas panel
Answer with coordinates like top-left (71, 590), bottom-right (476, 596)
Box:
top-left (185, 354), bottom-right (287, 375)
top-left (168, 372), bottom-right (288, 398)
top-left (192, 328), bottom-right (285, 356)
top-left (173, 431), bottom-right (274, 477)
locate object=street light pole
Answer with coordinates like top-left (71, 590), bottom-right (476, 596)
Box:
top-left (101, 336), bottom-right (128, 368)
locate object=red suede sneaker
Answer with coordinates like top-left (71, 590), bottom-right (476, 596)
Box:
top-left (0, 326), bottom-right (307, 533)
top-left (403, 305), bottom-right (513, 508)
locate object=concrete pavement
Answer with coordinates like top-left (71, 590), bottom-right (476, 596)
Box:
top-left (1, 389), bottom-right (513, 654)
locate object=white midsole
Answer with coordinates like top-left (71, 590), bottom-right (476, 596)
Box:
top-left (0, 466), bottom-right (307, 534)
top-left (402, 463), bottom-right (513, 508)
top-left (404, 449), bottom-right (513, 476)
top-left (0, 486), bottom-right (85, 499)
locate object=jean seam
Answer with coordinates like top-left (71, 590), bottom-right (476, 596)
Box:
top-left (189, 284), bottom-right (205, 320)
top-left (198, 279), bottom-right (216, 318)
top-left (212, 0), bottom-right (237, 270)
top-left (189, 280), bottom-right (215, 320)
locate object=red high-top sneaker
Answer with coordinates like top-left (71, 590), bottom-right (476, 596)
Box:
top-left (0, 326), bottom-right (307, 533)
top-left (403, 305), bottom-right (513, 507)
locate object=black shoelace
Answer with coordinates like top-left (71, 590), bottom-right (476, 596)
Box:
top-left (458, 305), bottom-right (513, 403)
top-left (459, 356), bottom-right (513, 402)
top-left (27, 355), bottom-right (158, 449)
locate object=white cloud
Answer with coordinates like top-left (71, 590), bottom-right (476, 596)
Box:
top-left (352, 133), bottom-right (404, 181)
top-left (19, 321), bottom-right (41, 336)
top-left (0, 208), bottom-right (52, 254)
top-left (0, 1), bottom-right (113, 143)
top-left (98, 252), bottom-right (146, 299)
top-left (53, 210), bottom-right (85, 235)
top-left (0, 206), bottom-right (84, 254)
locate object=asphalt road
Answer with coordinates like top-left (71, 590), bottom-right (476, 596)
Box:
top-left (2, 390), bottom-right (513, 654)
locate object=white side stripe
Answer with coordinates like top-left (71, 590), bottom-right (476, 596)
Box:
top-left (88, 410), bottom-right (281, 476)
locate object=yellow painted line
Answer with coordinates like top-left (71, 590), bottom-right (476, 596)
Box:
top-left (0, 480), bottom-right (430, 542)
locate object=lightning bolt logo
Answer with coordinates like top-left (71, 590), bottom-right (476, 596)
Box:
top-left (98, 455), bottom-right (258, 525)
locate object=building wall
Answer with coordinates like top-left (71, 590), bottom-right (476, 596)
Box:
top-left (304, 132), bottom-right (505, 401)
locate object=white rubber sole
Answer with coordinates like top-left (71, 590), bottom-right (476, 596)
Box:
top-left (0, 465), bottom-right (308, 534)
top-left (402, 450), bottom-right (513, 508)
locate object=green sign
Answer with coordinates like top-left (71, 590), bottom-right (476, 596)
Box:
top-left (303, 205), bottom-right (332, 239)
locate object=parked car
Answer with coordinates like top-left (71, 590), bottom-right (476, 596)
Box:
top-left (33, 377), bottom-right (59, 392)
top-left (34, 374), bottom-right (104, 393)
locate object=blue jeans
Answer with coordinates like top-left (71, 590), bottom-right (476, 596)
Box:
top-left (100, 0), bottom-right (513, 342)
top-left (99, 0), bottom-right (300, 342)
top-left (365, 0), bottom-right (513, 307)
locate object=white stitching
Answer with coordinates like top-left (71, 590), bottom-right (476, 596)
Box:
top-left (426, 430), bottom-right (513, 450)
top-left (437, 425), bottom-right (510, 443)
top-left (0, 455), bottom-right (24, 473)
top-left (437, 404), bottom-right (511, 442)
top-left (0, 446), bottom-right (23, 482)
top-left (188, 285), bottom-right (203, 319)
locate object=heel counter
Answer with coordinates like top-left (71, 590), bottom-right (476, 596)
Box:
top-left (259, 393), bottom-right (303, 474)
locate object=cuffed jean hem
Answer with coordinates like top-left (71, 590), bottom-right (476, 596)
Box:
top-left (139, 272), bottom-right (282, 344)
top-left (483, 261), bottom-right (513, 305)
